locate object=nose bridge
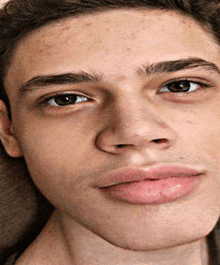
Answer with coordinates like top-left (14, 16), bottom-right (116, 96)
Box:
top-left (111, 96), bottom-right (167, 139)
top-left (112, 96), bottom-right (156, 134)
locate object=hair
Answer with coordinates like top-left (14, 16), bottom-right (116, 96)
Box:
top-left (0, 0), bottom-right (219, 115)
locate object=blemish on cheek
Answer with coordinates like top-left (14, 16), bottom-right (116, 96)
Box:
top-left (63, 26), bottom-right (71, 30)
top-left (45, 44), bottom-right (54, 49)
top-left (37, 49), bottom-right (52, 56)
top-left (126, 47), bottom-right (131, 51)
top-left (130, 32), bottom-right (136, 40)
top-left (86, 22), bottom-right (93, 26)
top-left (185, 120), bottom-right (194, 125)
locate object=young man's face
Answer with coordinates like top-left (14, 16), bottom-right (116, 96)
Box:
top-left (2, 9), bottom-right (220, 250)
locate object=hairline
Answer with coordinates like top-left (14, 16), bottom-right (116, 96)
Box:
top-left (4, 6), bottom-right (163, 75)
top-left (4, 6), bottom-right (220, 78)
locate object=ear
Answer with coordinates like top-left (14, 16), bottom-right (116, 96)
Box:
top-left (0, 100), bottom-right (23, 157)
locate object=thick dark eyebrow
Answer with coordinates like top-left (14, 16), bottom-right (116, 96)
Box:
top-left (19, 58), bottom-right (220, 95)
top-left (137, 58), bottom-right (220, 76)
top-left (19, 71), bottom-right (103, 95)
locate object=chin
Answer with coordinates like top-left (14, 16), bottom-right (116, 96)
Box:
top-left (96, 222), bottom-right (216, 252)
top-left (108, 235), bottom-right (203, 252)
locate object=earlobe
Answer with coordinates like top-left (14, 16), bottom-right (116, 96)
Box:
top-left (0, 100), bottom-right (23, 158)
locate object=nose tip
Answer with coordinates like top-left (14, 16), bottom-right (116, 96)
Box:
top-left (95, 129), bottom-right (174, 155)
top-left (95, 98), bottom-right (177, 155)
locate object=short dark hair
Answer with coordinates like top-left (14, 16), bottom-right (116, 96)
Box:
top-left (0, 0), bottom-right (219, 115)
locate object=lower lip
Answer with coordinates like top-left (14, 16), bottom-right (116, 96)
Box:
top-left (102, 176), bottom-right (201, 204)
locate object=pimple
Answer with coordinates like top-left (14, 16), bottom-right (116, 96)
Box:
top-left (36, 47), bottom-right (53, 56)
top-left (116, 75), bottom-right (127, 81)
top-left (63, 26), bottom-right (71, 30)
top-left (45, 44), bottom-right (54, 49)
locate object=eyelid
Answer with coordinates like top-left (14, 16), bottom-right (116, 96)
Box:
top-left (158, 78), bottom-right (211, 93)
top-left (162, 77), bottom-right (210, 86)
top-left (39, 91), bottom-right (91, 106)
top-left (50, 95), bottom-right (88, 107)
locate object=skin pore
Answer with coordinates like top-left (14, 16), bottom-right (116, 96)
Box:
top-left (0, 8), bottom-right (220, 264)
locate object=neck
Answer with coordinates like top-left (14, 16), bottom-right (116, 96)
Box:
top-left (55, 211), bottom-right (209, 265)
top-left (16, 210), bottom-right (210, 265)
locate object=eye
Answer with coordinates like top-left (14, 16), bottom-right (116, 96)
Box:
top-left (159, 80), bottom-right (207, 93)
top-left (45, 94), bottom-right (89, 107)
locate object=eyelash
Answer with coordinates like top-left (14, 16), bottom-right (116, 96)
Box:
top-left (158, 79), bottom-right (210, 94)
top-left (41, 93), bottom-right (90, 107)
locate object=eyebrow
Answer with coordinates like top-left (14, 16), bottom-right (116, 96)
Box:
top-left (19, 57), bottom-right (220, 95)
top-left (137, 57), bottom-right (220, 76)
top-left (19, 71), bottom-right (103, 94)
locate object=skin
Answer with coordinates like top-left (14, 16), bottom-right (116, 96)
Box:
top-left (0, 8), bottom-right (220, 264)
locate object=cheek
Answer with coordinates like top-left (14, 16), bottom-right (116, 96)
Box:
top-left (193, 123), bottom-right (220, 157)
top-left (14, 109), bottom-right (95, 150)
top-left (13, 113), bottom-right (98, 175)
top-left (14, 125), bottom-right (93, 209)
top-left (172, 110), bottom-right (220, 208)
top-left (169, 105), bottom-right (220, 155)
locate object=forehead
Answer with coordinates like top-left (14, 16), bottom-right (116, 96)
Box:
top-left (5, 8), bottom-right (220, 90)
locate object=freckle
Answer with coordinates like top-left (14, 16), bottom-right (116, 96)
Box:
top-left (86, 22), bottom-right (92, 26)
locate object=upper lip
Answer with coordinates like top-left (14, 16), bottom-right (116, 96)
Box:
top-left (96, 164), bottom-right (206, 188)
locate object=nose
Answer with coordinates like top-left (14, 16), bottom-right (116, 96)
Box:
top-left (95, 97), bottom-right (177, 154)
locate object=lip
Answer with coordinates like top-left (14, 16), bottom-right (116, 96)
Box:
top-left (97, 164), bottom-right (205, 204)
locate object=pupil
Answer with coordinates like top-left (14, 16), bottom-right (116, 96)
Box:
top-left (168, 81), bottom-right (190, 92)
top-left (55, 95), bottom-right (76, 106)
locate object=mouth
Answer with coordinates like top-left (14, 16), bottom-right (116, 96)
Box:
top-left (97, 164), bottom-right (205, 205)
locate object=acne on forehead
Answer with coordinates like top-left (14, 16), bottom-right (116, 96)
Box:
top-left (5, 8), bottom-right (220, 93)
top-left (13, 10), bottom-right (209, 48)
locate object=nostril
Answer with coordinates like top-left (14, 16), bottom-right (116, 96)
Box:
top-left (116, 139), bottom-right (168, 148)
top-left (152, 138), bottom-right (168, 144)
top-left (116, 144), bottom-right (126, 148)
